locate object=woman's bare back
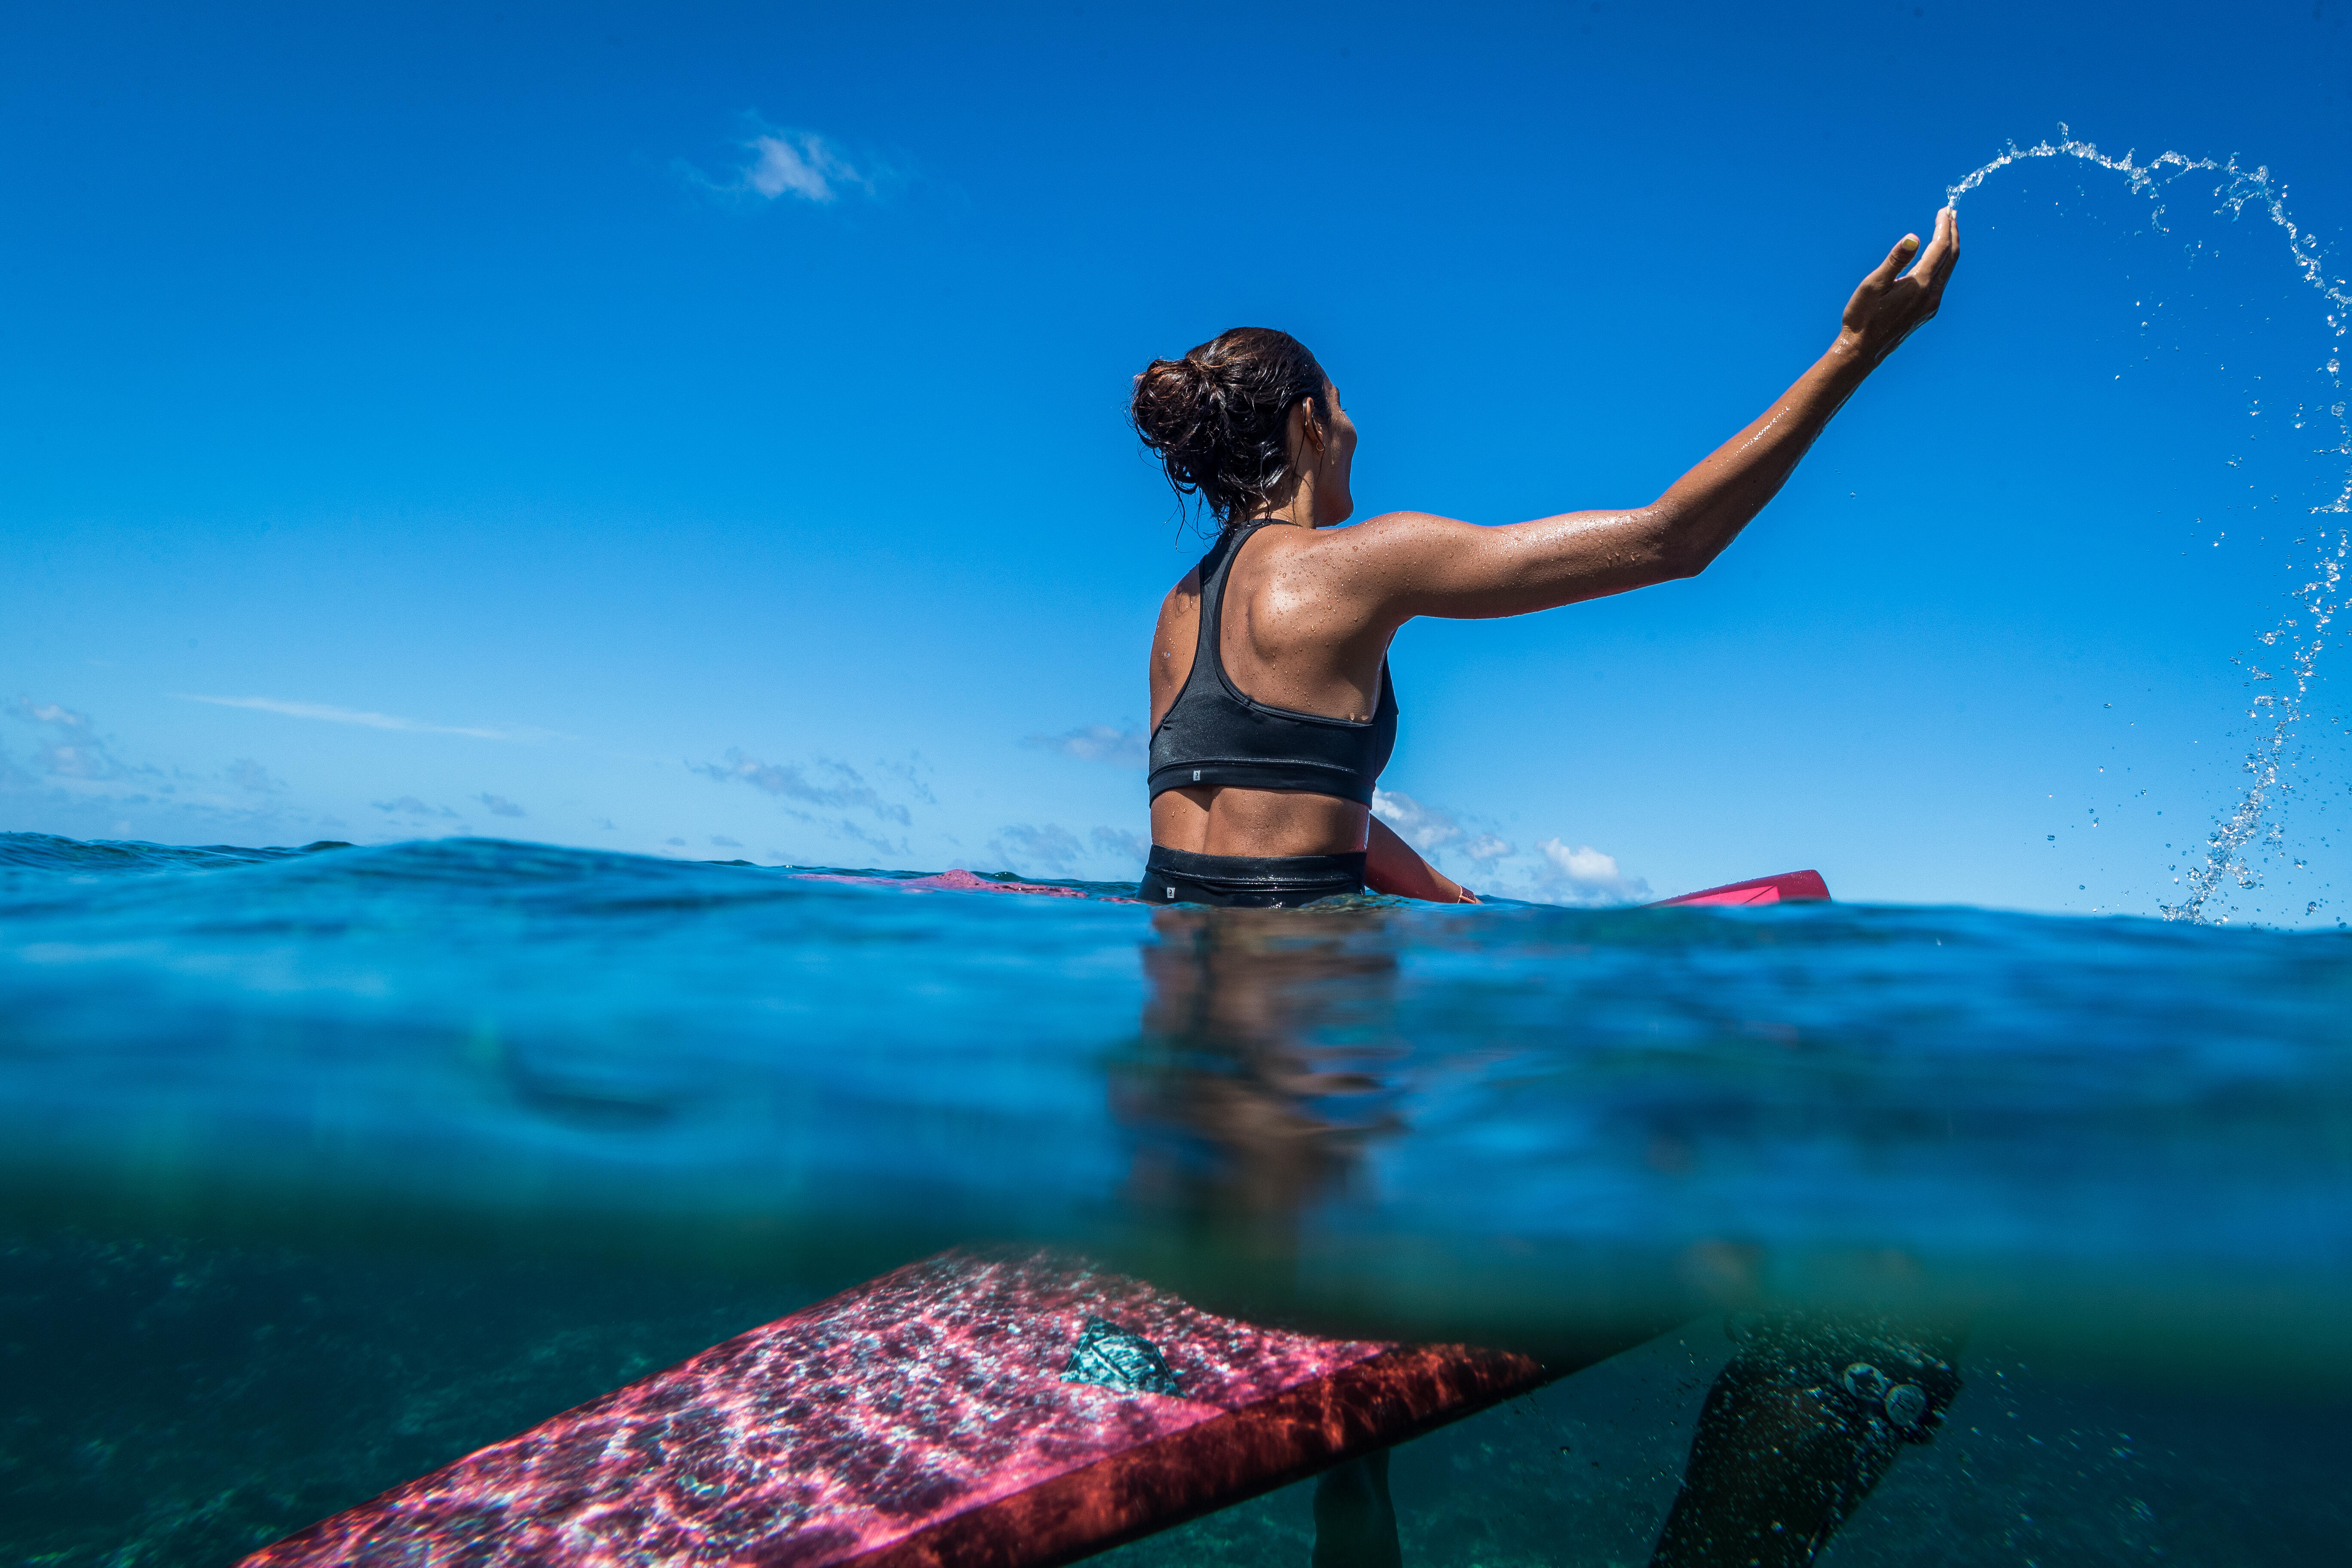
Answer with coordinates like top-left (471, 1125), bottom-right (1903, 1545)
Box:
top-left (1147, 524), bottom-right (1392, 858)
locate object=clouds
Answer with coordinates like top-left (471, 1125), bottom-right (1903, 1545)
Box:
top-left (695, 748), bottom-right (921, 863)
top-left (2, 697), bottom-right (335, 847)
top-left (1372, 785), bottom-right (1646, 905)
top-left (175, 694), bottom-right (551, 742)
top-left (7, 697), bottom-right (146, 783)
top-left (990, 823), bottom-right (1084, 875)
top-left (1025, 725), bottom-right (1148, 769)
top-left (984, 823), bottom-right (1148, 877)
top-left (697, 748), bottom-right (910, 824)
top-left (1375, 790), bottom-right (1520, 867)
top-left (686, 120), bottom-right (883, 207)
top-left (743, 131), bottom-right (872, 202)
top-left (373, 796), bottom-right (458, 820)
top-left (819, 816), bottom-right (908, 861)
top-left (475, 793), bottom-right (526, 818)
top-left (1529, 838), bottom-right (1651, 905)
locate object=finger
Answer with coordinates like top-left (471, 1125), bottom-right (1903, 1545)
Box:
top-left (1926, 205), bottom-right (1959, 265)
top-left (1923, 207), bottom-right (1961, 286)
top-left (1868, 233), bottom-right (1922, 287)
top-left (1917, 206), bottom-right (1951, 260)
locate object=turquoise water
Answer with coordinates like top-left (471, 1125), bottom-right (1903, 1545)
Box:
top-left (3, 830), bottom-right (2348, 1563)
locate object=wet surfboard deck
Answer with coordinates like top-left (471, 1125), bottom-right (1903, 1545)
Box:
top-left (239, 1248), bottom-right (1550, 1568)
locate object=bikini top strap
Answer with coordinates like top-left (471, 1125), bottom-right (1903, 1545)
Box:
top-left (1197, 520), bottom-right (1292, 680)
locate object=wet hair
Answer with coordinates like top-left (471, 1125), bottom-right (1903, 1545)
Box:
top-left (1130, 328), bottom-right (1330, 527)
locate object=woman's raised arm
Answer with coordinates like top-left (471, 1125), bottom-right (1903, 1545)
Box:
top-left (1340, 209), bottom-right (1960, 625)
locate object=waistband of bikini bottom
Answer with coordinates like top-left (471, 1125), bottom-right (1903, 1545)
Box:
top-left (1142, 844), bottom-right (1368, 891)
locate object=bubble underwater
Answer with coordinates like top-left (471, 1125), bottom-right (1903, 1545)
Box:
top-left (6, 137), bottom-right (2352, 1566)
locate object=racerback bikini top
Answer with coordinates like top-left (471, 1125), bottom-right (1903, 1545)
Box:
top-left (1147, 520), bottom-right (1399, 808)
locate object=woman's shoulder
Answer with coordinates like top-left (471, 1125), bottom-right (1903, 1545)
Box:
top-left (1340, 509), bottom-right (1470, 534)
top-left (1156, 564), bottom-right (1203, 618)
top-left (1306, 511), bottom-right (1476, 563)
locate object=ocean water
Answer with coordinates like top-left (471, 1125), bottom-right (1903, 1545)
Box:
top-left (2, 830), bottom-right (2346, 1565)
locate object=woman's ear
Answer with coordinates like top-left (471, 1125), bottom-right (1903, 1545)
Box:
top-left (1285, 400), bottom-right (1320, 467)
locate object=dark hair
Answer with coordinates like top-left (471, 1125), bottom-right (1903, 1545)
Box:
top-left (1130, 328), bottom-right (1329, 527)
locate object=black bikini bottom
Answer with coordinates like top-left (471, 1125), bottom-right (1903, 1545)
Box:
top-left (1138, 845), bottom-right (1367, 908)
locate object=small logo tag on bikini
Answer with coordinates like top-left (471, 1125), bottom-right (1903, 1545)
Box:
top-left (1164, 886), bottom-right (1176, 899)
top-left (1061, 1316), bottom-right (1182, 1396)
top-left (1192, 769), bottom-right (1202, 782)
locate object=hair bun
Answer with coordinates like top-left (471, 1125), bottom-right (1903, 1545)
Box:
top-left (1129, 329), bottom-right (1326, 527)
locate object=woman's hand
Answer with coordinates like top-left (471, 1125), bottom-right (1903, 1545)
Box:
top-left (1835, 206), bottom-right (1960, 368)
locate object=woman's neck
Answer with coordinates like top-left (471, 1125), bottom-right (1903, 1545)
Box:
top-left (1240, 482), bottom-right (1322, 529)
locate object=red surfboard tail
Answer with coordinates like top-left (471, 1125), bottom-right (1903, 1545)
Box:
top-left (1651, 870), bottom-right (1831, 908)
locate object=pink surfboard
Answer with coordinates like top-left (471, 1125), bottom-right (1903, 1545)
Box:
top-left (240, 1249), bottom-right (1549, 1568)
top-left (1651, 870), bottom-right (1831, 907)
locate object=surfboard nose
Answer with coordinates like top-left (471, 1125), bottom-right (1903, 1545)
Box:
top-left (1651, 871), bottom-right (1831, 907)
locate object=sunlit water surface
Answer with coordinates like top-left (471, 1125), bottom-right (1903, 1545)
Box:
top-left (2, 831), bottom-right (2345, 1565)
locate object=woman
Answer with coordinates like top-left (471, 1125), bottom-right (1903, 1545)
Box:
top-left (1132, 208), bottom-right (1957, 908)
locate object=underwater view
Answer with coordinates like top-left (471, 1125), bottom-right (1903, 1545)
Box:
top-left (3, 830), bottom-right (2346, 1563)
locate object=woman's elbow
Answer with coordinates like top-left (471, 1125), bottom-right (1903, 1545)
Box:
top-left (1651, 539), bottom-right (1715, 582)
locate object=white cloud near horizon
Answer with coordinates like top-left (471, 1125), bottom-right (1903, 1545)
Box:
top-left (977, 821), bottom-right (1147, 877)
top-left (697, 748), bottom-right (912, 825)
top-left (8, 695), bottom-right (146, 782)
top-left (990, 822), bottom-right (1084, 875)
top-left (5, 698), bottom-right (327, 837)
top-left (1530, 838), bottom-right (1651, 905)
top-left (175, 695), bottom-right (551, 742)
top-left (372, 796), bottom-right (459, 820)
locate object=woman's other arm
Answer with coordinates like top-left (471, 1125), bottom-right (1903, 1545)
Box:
top-left (1337, 210), bottom-right (1960, 623)
top-left (1364, 816), bottom-right (1477, 903)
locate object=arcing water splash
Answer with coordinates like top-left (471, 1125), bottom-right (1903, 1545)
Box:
top-left (1946, 129), bottom-right (2352, 923)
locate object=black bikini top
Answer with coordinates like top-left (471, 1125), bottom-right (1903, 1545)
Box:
top-left (1147, 521), bottom-right (1399, 807)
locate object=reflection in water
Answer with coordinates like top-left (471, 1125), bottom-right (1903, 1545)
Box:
top-left (1115, 905), bottom-right (1409, 1309)
top-left (1117, 905), bottom-right (1970, 1567)
top-left (1117, 904), bottom-right (1415, 1565)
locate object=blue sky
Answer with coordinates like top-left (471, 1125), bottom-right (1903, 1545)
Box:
top-left (4, 0), bottom-right (2350, 922)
